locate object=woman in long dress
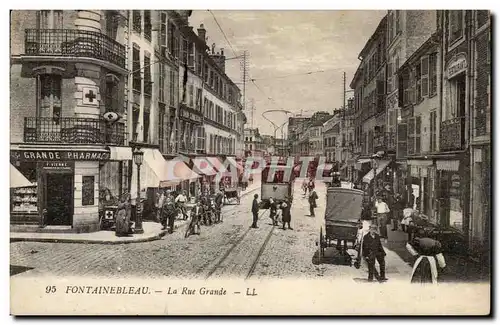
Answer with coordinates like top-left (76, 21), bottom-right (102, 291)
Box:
top-left (115, 193), bottom-right (132, 237)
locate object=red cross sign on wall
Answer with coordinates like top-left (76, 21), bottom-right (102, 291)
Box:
top-left (82, 87), bottom-right (99, 106)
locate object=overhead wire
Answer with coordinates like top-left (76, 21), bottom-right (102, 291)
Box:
top-left (207, 10), bottom-right (238, 57)
top-left (250, 68), bottom-right (339, 81)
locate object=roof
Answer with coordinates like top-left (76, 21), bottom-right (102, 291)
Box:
top-left (358, 15), bottom-right (388, 59)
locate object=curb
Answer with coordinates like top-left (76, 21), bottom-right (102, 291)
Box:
top-left (9, 222), bottom-right (192, 245)
top-left (10, 186), bottom-right (261, 245)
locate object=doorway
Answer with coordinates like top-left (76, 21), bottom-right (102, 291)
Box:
top-left (45, 173), bottom-right (73, 225)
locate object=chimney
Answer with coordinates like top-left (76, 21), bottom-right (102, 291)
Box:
top-left (197, 24), bottom-right (206, 43)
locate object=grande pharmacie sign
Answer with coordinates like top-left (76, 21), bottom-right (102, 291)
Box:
top-left (11, 150), bottom-right (110, 161)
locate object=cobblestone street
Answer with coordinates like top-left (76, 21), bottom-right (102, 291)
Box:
top-left (11, 181), bottom-right (412, 281)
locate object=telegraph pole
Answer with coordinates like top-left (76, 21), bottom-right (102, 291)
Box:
top-left (342, 71), bottom-right (346, 120)
top-left (240, 50), bottom-right (249, 112)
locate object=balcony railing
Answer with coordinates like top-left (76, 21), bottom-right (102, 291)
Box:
top-left (24, 29), bottom-right (126, 69)
top-left (440, 117), bottom-right (466, 152)
top-left (24, 117), bottom-right (126, 145)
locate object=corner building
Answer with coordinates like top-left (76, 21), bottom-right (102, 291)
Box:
top-left (10, 10), bottom-right (130, 232)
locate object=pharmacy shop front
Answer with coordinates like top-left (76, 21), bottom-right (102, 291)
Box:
top-left (10, 148), bottom-right (120, 232)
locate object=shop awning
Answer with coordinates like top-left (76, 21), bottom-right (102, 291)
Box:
top-left (436, 160), bottom-right (460, 172)
top-left (131, 150), bottom-right (199, 197)
top-left (108, 146), bottom-right (132, 161)
top-left (10, 164), bottom-right (34, 188)
top-left (192, 157), bottom-right (223, 176)
top-left (362, 160), bottom-right (391, 183)
top-left (355, 158), bottom-right (371, 170)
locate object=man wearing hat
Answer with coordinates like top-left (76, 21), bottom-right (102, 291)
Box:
top-left (362, 224), bottom-right (388, 282)
top-left (251, 194), bottom-right (259, 228)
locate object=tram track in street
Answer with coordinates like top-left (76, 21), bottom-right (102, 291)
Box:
top-left (204, 208), bottom-right (273, 279)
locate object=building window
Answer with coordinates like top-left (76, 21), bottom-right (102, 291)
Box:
top-left (196, 53), bottom-right (203, 76)
top-left (169, 69), bottom-right (178, 107)
top-left (105, 11), bottom-right (118, 40)
top-left (132, 104), bottom-right (140, 141)
top-left (196, 88), bottom-right (202, 111)
top-left (133, 10), bottom-right (142, 34)
top-left (144, 10), bottom-right (152, 41)
top-left (181, 37), bottom-right (188, 64)
top-left (407, 116), bottom-right (422, 155)
top-left (132, 45), bottom-right (141, 92)
top-left (445, 73), bottom-right (466, 120)
top-left (188, 42), bottom-right (195, 69)
top-left (159, 13), bottom-right (167, 48)
top-left (429, 53), bottom-right (438, 97)
top-left (449, 10), bottom-right (464, 45)
top-left (188, 84), bottom-right (194, 108)
top-left (82, 176), bottom-right (95, 206)
top-left (167, 21), bottom-right (175, 55)
top-left (38, 10), bottom-right (63, 29)
top-left (143, 110), bottom-right (150, 143)
top-left (396, 122), bottom-right (407, 159)
top-left (420, 56), bottom-right (430, 98)
top-left (430, 110), bottom-right (437, 152)
top-left (38, 74), bottom-right (62, 123)
top-left (415, 62), bottom-right (422, 100)
top-left (158, 103), bottom-right (166, 152)
top-left (144, 53), bottom-right (152, 96)
top-left (105, 75), bottom-right (120, 113)
top-left (159, 63), bottom-right (165, 103)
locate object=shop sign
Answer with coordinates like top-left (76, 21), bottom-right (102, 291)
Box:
top-left (180, 108), bottom-right (202, 123)
top-left (41, 161), bottom-right (75, 171)
top-left (447, 54), bottom-right (467, 79)
top-left (11, 150), bottom-right (110, 161)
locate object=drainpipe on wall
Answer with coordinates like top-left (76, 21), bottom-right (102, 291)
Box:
top-left (466, 11), bottom-right (475, 249)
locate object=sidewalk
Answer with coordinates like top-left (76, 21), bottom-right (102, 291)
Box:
top-left (10, 221), bottom-right (173, 245)
top-left (10, 181), bottom-right (262, 245)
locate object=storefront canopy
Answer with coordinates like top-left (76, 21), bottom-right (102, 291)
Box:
top-left (192, 157), bottom-right (223, 176)
top-left (10, 164), bottom-right (34, 188)
top-left (362, 160), bottom-right (391, 183)
top-left (108, 146), bottom-right (132, 161)
top-left (355, 158), bottom-right (372, 171)
top-left (131, 149), bottom-right (201, 198)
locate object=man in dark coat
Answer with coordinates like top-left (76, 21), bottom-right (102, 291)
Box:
top-left (362, 224), bottom-right (388, 282)
top-left (251, 194), bottom-right (259, 228)
top-left (308, 189), bottom-right (318, 217)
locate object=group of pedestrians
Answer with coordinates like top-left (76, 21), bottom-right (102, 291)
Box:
top-left (359, 182), bottom-right (447, 284)
top-left (154, 189), bottom-right (224, 236)
top-left (251, 194), bottom-right (292, 230)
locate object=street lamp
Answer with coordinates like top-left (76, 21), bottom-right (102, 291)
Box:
top-left (133, 147), bottom-right (144, 234)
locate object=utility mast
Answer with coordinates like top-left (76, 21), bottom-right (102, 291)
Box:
top-left (250, 98), bottom-right (255, 128)
top-left (342, 71), bottom-right (346, 120)
top-left (240, 50), bottom-right (249, 111)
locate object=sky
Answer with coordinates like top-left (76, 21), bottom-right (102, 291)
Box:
top-left (189, 10), bottom-right (387, 137)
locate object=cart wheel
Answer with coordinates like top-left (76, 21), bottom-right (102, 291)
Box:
top-left (318, 227), bottom-right (325, 263)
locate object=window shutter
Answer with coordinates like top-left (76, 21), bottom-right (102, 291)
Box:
top-left (396, 122), bottom-right (407, 159)
top-left (415, 116), bottom-right (422, 154)
top-left (410, 68), bottom-right (416, 104)
top-left (387, 62), bottom-right (393, 93)
top-left (421, 56), bottom-right (429, 97)
top-left (407, 117), bottom-right (415, 155)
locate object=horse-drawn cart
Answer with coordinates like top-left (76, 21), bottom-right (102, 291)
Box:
top-left (316, 187), bottom-right (366, 266)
